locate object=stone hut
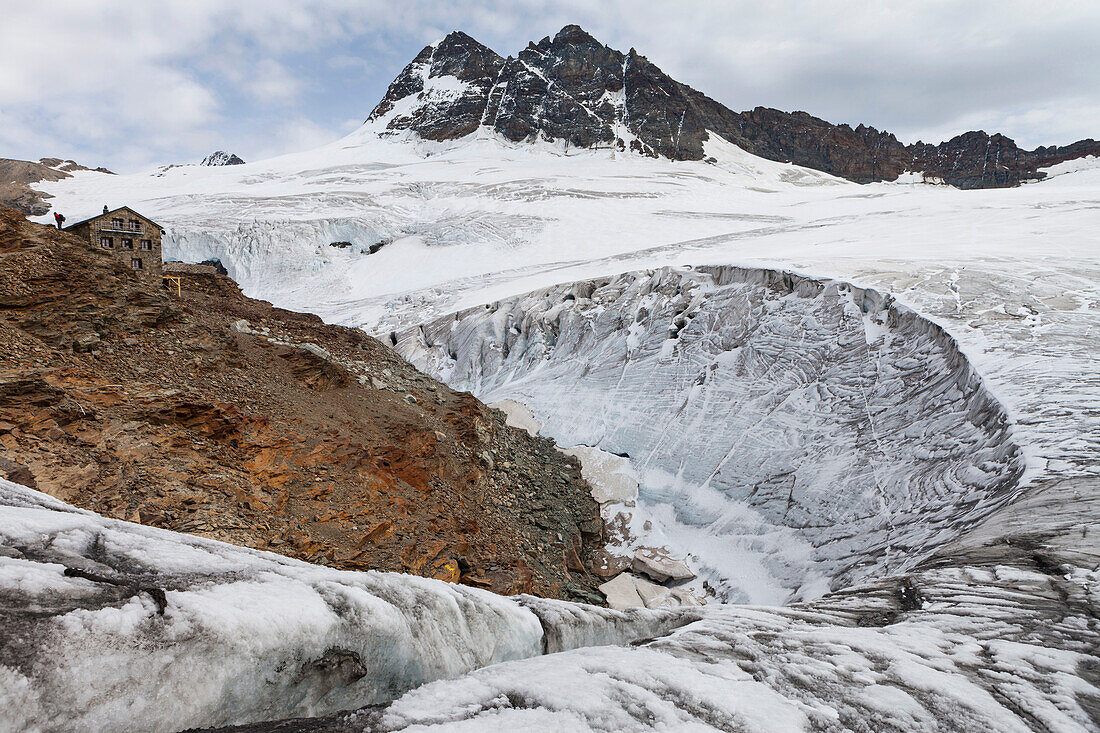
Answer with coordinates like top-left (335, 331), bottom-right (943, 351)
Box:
top-left (64, 206), bottom-right (164, 281)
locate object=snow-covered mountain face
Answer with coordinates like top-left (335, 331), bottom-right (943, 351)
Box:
top-left (365, 25), bottom-right (1099, 187)
top-left (368, 31), bottom-right (506, 141)
top-left (366, 25), bottom-right (735, 161)
top-left (200, 150), bottom-right (245, 166)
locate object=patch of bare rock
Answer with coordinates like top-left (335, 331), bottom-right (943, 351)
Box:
top-left (0, 206), bottom-right (607, 604)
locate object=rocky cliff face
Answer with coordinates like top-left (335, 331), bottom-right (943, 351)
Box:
top-left (735, 108), bottom-right (912, 184)
top-left (367, 31), bottom-right (505, 140)
top-left (367, 25), bottom-right (739, 158)
top-left (0, 206), bottom-right (605, 603)
top-left (368, 25), bottom-right (1098, 188)
top-left (910, 131), bottom-right (1100, 188)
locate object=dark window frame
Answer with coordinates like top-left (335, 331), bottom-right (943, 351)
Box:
top-left (130, 258), bottom-right (143, 270)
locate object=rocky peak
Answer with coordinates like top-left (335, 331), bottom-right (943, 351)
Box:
top-left (367, 31), bottom-right (504, 139)
top-left (366, 27), bottom-right (1099, 188)
top-left (553, 23), bottom-right (598, 45)
top-left (428, 31), bottom-right (503, 81)
top-left (200, 151), bottom-right (245, 166)
top-left (366, 25), bottom-right (798, 159)
top-left (521, 24), bottom-right (619, 82)
top-left (488, 25), bottom-right (628, 150)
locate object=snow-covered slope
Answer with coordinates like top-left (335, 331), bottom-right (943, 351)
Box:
top-left (32, 132), bottom-right (1098, 334)
top-left (25, 131), bottom-right (1100, 729)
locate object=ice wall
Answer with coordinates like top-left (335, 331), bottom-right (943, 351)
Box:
top-left (161, 216), bottom-right (391, 298)
top-left (396, 266), bottom-right (1026, 603)
top-left (159, 199), bottom-right (545, 316)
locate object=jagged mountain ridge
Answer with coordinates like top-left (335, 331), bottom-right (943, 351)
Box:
top-left (368, 25), bottom-right (1098, 188)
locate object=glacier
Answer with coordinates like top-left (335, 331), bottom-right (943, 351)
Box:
top-left (395, 265), bottom-right (1025, 605)
top-left (19, 134), bottom-right (1100, 729)
top-left (2, 470), bottom-right (1096, 731)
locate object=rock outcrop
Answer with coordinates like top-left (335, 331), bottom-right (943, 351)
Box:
top-left (735, 107), bottom-right (912, 183)
top-left (0, 157), bottom-right (113, 215)
top-left (910, 131), bottom-right (1100, 188)
top-left (200, 151), bottom-right (246, 166)
top-left (368, 31), bottom-right (505, 140)
top-left (0, 205), bottom-right (605, 603)
top-left (368, 25), bottom-right (1098, 187)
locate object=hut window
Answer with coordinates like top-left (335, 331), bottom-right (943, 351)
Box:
top-left (129, 220), bottom-right (142, 232)
top-left (130, 258), bottom-right (143, 270)
top-left (121, 238), bottom-right (134, 250)
top-left (101, 237), bottom-right (113, 248)
top-left (111, 217), bottom-right (124, 229)
top-left (140, 239), bottom-right (152, 250)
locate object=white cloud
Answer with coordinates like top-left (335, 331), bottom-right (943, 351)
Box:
top-left (246, 118), bottom-right (342, 161)
top-left (0, 1), bottom-right (1095, 171)
top-left (911, 99), bottom-right (1100, 149)
top-left (0, 2), bottom-right (228, 166)
top-left (328, 55), bottom-right (374, 73)
top-left (249, 59), bottom-right (304, 106)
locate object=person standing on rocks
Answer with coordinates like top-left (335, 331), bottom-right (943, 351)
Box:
top-left (53, 212), bottom-right (65, 229)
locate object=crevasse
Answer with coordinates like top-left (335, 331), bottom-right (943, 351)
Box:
top-left (396, 265), bottom-right (1025, 604)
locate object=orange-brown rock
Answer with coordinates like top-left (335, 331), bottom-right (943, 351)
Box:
top-left (0, 206), bottom-right (605, 604)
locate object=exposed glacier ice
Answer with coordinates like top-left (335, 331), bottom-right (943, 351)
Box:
top-left (0, 480), bottom-right (688, 731)
top-left (396, 266), bottom-right (1024, 605)
top-left (3, 475), bottom-right (1096, 731)
top-left (367, 561), bottom-right (1100, 731)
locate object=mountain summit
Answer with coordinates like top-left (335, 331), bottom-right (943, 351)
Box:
top-left (368, 25), bottom-right (1098, 187)
top-left (200, 151), bottom-right (246, 166)
top-left (367, 24), bottom-right (730, 160)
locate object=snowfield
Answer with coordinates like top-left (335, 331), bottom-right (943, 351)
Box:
top-left (20, 134), bottom-right (1100, 729)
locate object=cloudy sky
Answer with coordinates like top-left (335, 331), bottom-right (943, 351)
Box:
top-left (2, 1), bottom-right (1096, 172)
